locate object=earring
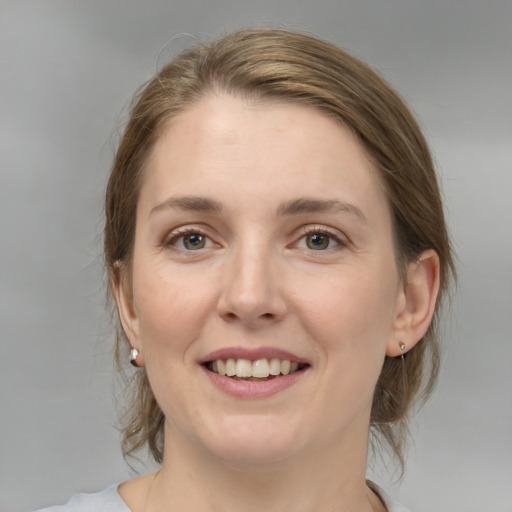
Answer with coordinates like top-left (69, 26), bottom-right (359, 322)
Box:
top-left (129, 348), bottom-right (140, 367)
top-left (399, 342), bottom-right (406, 351)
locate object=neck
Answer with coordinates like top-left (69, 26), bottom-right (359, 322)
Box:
top-left (146, 423), bottom-right (383, 512)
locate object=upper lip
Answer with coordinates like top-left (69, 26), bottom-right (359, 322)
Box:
top-left (200, 347), bottom-right (309, 364)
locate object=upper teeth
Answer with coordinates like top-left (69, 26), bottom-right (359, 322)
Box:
top-left (211, 358), bottom-right (301, 378)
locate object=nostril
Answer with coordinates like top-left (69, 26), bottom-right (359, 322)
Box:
top-left (222, 312), bottom-right (274, 320)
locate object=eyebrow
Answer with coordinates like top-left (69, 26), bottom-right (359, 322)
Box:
top-left (150, 196), bottom-right (223, 216)
top-left (276, 197), bottom-right (368, 223)
top-left (150, 195), bottom-right (367, 223)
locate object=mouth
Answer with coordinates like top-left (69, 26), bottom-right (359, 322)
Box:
top-left (203, 358), bottom-right (309, 381)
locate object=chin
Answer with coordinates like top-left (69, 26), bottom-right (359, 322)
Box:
top-left (202, 415), bottom-right (306, 466)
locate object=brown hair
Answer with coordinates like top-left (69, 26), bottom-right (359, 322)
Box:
top-left (105, 28), bottom-right (454, 468)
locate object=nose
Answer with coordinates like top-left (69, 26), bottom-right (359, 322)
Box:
top-left (217, 242), bottom-right (287, 327)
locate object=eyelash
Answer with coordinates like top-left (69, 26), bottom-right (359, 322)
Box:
top-left (162, 226), bottom-right (215, 252)
top-left (295, 226), bottom-right (346, 251)
top-left (162, 225), bottom-right (347, 253)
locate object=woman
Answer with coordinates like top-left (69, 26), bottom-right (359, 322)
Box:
top-left (38, 28), bottom-right (454, 512)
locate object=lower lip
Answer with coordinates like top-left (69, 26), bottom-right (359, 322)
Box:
top-left (201, 366), bottom-right (308, 398)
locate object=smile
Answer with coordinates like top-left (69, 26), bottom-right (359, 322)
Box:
top-left (205, 358), bottom-right (308, 380)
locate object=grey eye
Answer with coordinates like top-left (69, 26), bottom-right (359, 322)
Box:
top-left (183, 233), bottom-right (206, 250)
top-left (305, 233), bottom-right (331, 250)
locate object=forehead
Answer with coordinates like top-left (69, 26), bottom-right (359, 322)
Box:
top-left (139, 93), bottom-right (389, 220)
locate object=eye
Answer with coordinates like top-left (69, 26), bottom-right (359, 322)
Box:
top-left (180, 233), bottom-right (208, 250)
top-left (296, 229), bottom-right (342, 251)
top-left (306, 233), bottom-right (332, 250)
top-left (166, 229), bottom-right (215, 251)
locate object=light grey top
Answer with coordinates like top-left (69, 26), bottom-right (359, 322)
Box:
top-left (35, 485), bottom-right (130, 512)
top-left (35, 481), bottom-right (409, 512)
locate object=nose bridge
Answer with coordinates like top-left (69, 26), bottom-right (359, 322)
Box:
top-left (218, 234), bottom-right (285, 324)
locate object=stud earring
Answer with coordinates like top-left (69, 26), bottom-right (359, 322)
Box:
top-left (129, 348), bottom-right (140, 367)
top-left (399, 342), bottom-right (406, 351)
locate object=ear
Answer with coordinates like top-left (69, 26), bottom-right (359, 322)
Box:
top-left (111, 261), bottom-right (145, 367)
top-left (387, 249), bottom-right (441, 357)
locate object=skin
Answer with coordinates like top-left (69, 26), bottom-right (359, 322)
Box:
top-left (114, 94), bottom-right (440, 512)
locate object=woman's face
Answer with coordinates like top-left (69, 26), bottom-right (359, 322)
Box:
top-left (117, 94), bottom-right (409, 465)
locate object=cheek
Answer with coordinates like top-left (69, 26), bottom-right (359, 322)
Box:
top-left (131, 264), bottom-right (216, 360)
top-left (298, 267), bottom-right (399, 353)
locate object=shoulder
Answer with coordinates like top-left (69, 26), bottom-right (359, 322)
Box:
top-left (34, 484), bottom-right (130, 512)
top-left (367, 480), bottom-right (411, 512)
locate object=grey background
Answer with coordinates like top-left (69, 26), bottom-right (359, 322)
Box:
top-left (1, 1), bottom-right (511, 511)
